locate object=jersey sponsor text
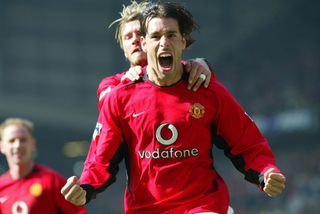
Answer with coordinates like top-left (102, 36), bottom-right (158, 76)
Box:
top-left (138, 147), bottom-right (199, 159)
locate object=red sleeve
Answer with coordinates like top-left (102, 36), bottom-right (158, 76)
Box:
top-left (97, 72), bottom-right (126, 111)
top-left (51, 170), bottom-right (87, 214)
top-left (211, 80), bottom-right (280, 187)
top-left (80, 89), bottom-right (125, 200)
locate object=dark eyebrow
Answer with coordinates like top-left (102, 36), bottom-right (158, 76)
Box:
top-left (166, 30), bottom-right (178, 34)
top-left (149, 31), bottom-right (160, 36)
top-left (149, 30), bottom-right (178, 36)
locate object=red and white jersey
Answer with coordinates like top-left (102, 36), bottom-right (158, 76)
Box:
top-left (81, 67), bottom-right (279, 214)
top-left (0, 164), bottom-right (86, 214)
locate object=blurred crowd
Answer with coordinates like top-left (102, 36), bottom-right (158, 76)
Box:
top-left (223, 142), bottom-right (320, 214)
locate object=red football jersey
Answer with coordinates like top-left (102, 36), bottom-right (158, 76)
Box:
top-left (81, 67), bottom-right (279, 214)
top-left (96, 60), bottom-right (216, 111)
top-left (97, 71), bottom-right (125, 111)
top-left (0, 164), bottom-right (86, 214)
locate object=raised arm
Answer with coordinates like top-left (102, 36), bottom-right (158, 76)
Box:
top-left (184, 58), bottom-right (214, 91)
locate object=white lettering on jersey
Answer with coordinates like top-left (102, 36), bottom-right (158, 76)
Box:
top-left (138, 148), bottom-right (199, 159)
top-left (138, 123), bottom-right (199, 159)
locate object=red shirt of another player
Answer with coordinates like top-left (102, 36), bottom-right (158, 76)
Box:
top-left (0, 164), bottom-right (86, 214)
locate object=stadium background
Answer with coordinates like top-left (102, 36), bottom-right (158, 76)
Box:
top-left (0, 0), bottom-right (319, 213)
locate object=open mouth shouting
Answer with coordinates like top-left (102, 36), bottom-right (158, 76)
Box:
top-left (158, 53), bottom-right (173, 71)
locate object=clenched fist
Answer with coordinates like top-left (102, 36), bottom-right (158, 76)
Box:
top-left (61, 176), bottom-right (86, 206)
top-left (263, 168), bottom-right (286, 197)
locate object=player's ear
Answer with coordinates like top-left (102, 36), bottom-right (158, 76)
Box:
top-left (182, 35), bottom-right (187, 50)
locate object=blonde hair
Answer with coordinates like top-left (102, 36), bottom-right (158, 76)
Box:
top-left (0, 118), bottom-right (34, 140)
top-left (109, 1), bottom-right (150, 48)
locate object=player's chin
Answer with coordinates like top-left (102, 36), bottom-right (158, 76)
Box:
top-left (132, 52), bottom-right (146, 61)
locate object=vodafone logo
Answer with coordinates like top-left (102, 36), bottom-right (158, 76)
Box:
top-left (156, 123), bottom-right (178, 146)
top-left (137, 123), bottom-right (199, 159)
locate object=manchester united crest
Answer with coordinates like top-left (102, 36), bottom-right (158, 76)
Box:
top-left (189, 103), bottom-right (205, 119)
top-left (30, 183), bottom-right (43, 197)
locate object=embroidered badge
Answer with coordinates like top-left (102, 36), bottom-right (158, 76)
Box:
top-left (189, 103), bottom-right (205, 119)
top-left (30, 183), bottom-right (43, 197)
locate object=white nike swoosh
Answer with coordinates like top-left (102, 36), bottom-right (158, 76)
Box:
top-left (132, 111), bottom-right (145, 117)
top-left (0, 196), bottom-right (8, 203)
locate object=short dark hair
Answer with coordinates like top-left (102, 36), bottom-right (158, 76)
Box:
top-left (141, 1), bottom-right (199, 48)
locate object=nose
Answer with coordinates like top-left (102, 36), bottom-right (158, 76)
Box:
top-left (12, 139), bottom-right (22, 148)
top-left (132, 33), bottom-right (140, 45)
top-left (159, 35), bottom-right (169, 47)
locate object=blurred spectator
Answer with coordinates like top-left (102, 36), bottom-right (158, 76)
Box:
top-left (0, 118), bottom-right (87, 214)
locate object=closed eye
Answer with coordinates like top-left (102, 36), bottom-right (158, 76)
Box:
top-left (124, 33), bottom-right (132, 40)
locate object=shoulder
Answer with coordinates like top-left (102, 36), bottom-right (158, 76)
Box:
top-left (98, 72), bottom-right (125, 89)
top-left (106, 77), bottom-right (146, 98)
top-left (207, 78), bottom-right (233, 96)
top-left (100, 78), bottom-right (147, 116)
top-left (98, 72), bottom-right (126, 92)
top-left (0, 170), bottom-right (11, 184)
top-left (99, 66), bottom-right (148, 98)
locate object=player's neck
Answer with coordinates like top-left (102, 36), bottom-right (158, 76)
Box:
top-left (146, 65), bottom-right (183, 86)
top-left (9, 161), bottom-right (34, 180)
